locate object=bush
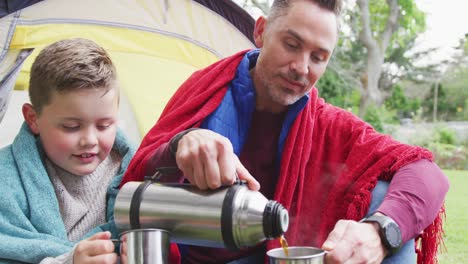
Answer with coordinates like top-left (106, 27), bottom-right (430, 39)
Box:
top-left (364, 104), bottom-right (398, 133)
top-left (316, 70), bottom-right (359, 110)
top-left (408, 126), bottom-right (468, 169)
top-left (425, 142), bottom-right (468, 170)
top-left (435, 127), bottom-right (457, 145)
top-left (384, 84), bottom-right (421, 120)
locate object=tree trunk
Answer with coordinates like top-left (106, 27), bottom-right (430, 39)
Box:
top-left (359, 45), bottom-right (385, 116)
top-left (433, 82), bottom-right (439, 122)
top-left (357, 0), bottom-right (400, 117)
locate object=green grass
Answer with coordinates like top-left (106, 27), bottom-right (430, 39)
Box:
top-left (438, 170), bottom-right (468, 264)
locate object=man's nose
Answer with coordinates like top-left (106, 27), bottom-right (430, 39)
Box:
top-left (290, 54), bottom-right (309, 76)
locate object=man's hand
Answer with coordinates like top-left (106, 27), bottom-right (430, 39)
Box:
top-left (322, 218), bottom-right (387, 264)
top-left (174, 129), bottom-right (260, 191)
top-left (73, 231), bottom-right (117, 264)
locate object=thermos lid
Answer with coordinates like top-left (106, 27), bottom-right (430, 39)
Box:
top-left (263, 200), bottom-right (289, 239)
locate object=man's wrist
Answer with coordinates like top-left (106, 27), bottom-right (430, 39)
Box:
top-left (367, 220), bottom-right (390, 256)
top-left (169, 128), bottom-right (200, 156)
top-left (360, 214), bottom-right (402, 256)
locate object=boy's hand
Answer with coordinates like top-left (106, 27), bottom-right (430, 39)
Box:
top-left (73, 231), bottom-right (117, 264)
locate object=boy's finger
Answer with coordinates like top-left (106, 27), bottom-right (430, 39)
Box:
top-left (83, 240), bottom-right (115, 256)
top-left (88, 252), bottom-right (118, 264)
top-left (87, 231), bottom-right (112, 241)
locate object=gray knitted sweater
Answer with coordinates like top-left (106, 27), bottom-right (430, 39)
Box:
top-left (40, 151), bottom-right (122, 264)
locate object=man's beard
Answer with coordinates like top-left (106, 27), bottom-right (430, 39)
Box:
top-left (267, 83), bottom-right (305, 106)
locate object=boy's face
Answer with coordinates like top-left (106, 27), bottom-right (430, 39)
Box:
top-left (26, 87), bottom-right (119, 176)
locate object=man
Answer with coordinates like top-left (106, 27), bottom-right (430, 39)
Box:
top-left (122, 0), bottom-right (448, 263)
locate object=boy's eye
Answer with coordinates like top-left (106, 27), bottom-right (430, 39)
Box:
top-left (97, 124), bottom-right (111, 130)
top-left (62, 125), bottom-right (79, 131)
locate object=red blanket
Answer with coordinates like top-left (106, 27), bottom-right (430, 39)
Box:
top-left (122, 50), bottom-right (444, 264)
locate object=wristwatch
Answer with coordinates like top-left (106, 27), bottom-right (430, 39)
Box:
top-left (360, 215), bottom-right (402, 256)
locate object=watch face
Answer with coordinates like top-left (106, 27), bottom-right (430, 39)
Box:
top-left (385, 222), bottom-right (402, 248)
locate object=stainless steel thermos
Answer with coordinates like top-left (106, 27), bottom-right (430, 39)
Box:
top-left (114, 181), bottom-right (289, 250)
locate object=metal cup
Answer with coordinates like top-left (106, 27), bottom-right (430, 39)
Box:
top-left (267, 246), bottom-right (326, 264)
top-left (119, 228), bottom-right (171, 264)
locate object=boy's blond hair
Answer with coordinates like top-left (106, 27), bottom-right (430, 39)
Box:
top-left (29, 38), bottom-right (117, 114)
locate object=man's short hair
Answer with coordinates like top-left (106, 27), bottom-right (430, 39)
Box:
top-left (29, 38), bottom-right (117, 114)
top-left (269, 0), bottom-right (343, 22)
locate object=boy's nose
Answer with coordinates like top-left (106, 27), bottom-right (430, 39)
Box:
top-left (79, 130), bottom-right (98, 147)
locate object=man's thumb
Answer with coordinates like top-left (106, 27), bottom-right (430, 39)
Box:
top-left (235, 158), bottom-right (260, 191)
top-left (322, 220), bottom-right (348, 250)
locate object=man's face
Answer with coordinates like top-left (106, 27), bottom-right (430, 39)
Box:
top-left (252, 0), bottom-right (338, 112)
top-left (30, 88), bottom-right (119, 176)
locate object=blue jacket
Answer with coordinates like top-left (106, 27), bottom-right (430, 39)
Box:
top-left (0, 123), bottom-right (135, 263)
top-left (201, 49), bottom-right (308, 164)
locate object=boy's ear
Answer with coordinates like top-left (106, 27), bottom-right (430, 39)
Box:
top-left (22, 103), bottom-right (40, 134)
top-left (253, 16), bottom-right (267, 48)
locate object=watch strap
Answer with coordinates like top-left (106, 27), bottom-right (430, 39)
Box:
top-left (169, 128), bottom-right (201, 156)
top-left (360, 215), bottom-right (402, 256)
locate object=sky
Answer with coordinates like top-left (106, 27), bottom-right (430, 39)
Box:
top-left (415, 0), bottom-right (468, 63)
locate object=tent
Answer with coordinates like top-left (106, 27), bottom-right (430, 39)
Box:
top-left (0, 0), bottom-right (255, 147)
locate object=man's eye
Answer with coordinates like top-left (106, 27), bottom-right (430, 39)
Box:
top-left (285, 41), bottom-right (299, 50)
top-left (311, 55), bottom-right (324, 62)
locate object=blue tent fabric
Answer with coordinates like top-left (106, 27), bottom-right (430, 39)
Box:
top-left (0, 0), bottom-right (43, 18)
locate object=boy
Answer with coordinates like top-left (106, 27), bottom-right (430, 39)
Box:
top-left (0, 38), bottom-right (135, 263)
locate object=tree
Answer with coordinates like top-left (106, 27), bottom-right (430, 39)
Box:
top-left (421, 82), bottom-right (461, 121)
top-left (233, 0), bottom-right (271, 17)
top-left (451, 34), bottom-right (468, 67)
top-left (234, 0), bottom-right (431, 119)
top-left (437, 36), bottom-right (468, 121)
top-left (355, 0), bottom-right (426, 116)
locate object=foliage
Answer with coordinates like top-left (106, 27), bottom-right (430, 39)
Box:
top-left (378, 0), bottom-right (433, 91)
top-left (461, 99), bottom-right (468, 121)
top-left (408, 126), bottom-right (468, 170)
top-left (438, 65), bottom-right (468, 121)
top-left (234, 0), bottom-right (271, 16)
top-left (316, 69), bottom-right (357, 109)
top-left (368, 0), bottom-right (426, 50)
top-left (342, 0), bottom-right (429, 96)
top-left (436, 127), bottom-right (457, 145)
top-left (430, 143), bottom-right (468, 170)
top-left (363, 104), bottom-right (398, 133)
top-left (235, 0), bottom-right (460, 119)
top-left (421, 82), bottom-right (465, 121)
top-left (384, 84), bottom-right (420, 120)
top-left (451, 34), bottom-right (468, 66)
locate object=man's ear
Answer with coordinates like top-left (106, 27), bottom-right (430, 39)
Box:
top-left (22, 103), bottom-right (40, 134)
top-left (253, 16), bottom-right (267, 48)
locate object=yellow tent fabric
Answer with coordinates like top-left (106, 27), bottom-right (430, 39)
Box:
top-left (0, 0), bottom-right (255, 147)
top-left (11, 24), bottom-right (220, 135)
